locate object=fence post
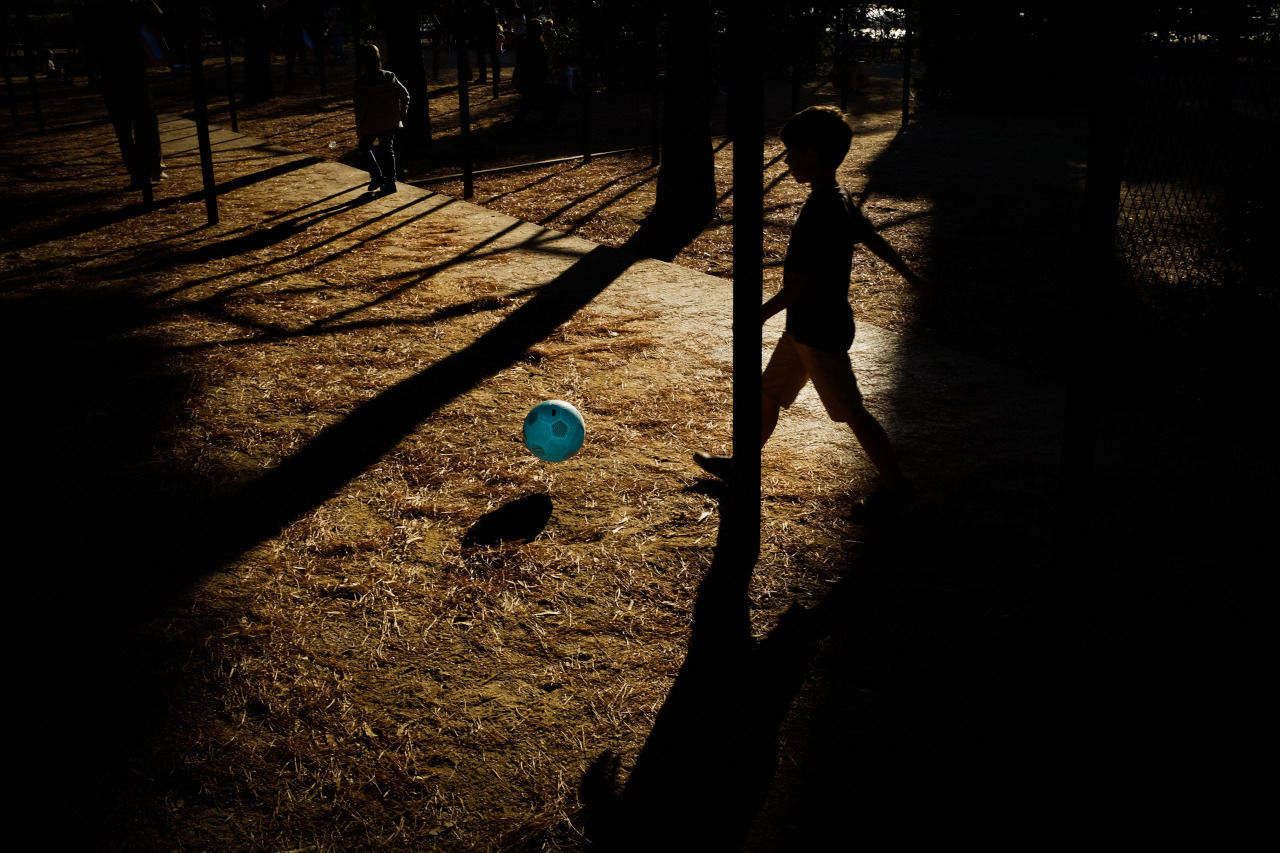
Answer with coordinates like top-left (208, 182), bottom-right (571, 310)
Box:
top-left (491, 16), bottom-right (500, 100)
top-left (1057, 23), bottom-right (1129, 583)
top-left (312, 0), bottom-right (327, 96)
top-left (901, 5), bottom-right (913, 129)
top-left (650, 18), bottom-right (661, 167)
top-left (187, 10), bottom-right (219, 225)
top-left (729, 0), bottom-right (762, 574)
top-left (455, 1), bottom-right (473, 199)
top-left (18, 1), bottom-right (42, 132)
top-left (220, 1), bottom-right (238, 133)
top-left (3, 5), bottom-right (20, 128)
top-left (579, 7), bottom-right (591, 164)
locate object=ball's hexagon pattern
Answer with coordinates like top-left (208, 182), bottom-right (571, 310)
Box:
top-left (522, 399), bottom-right (585, 462)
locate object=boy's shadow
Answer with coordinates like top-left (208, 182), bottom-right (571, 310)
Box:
top-left (577, 477), bottom-right (1054, 849)
top-left (578, 509), bottom-right (853, 851)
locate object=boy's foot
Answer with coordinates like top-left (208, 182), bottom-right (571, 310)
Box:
top-left (368, 178), bottom-right (383, 192)
top-left (855, 481), bottom-right (917, 516)
top-left (381, 180), bottom-right (398, 193)
top-left (692, 451), bottom-right (733, 480)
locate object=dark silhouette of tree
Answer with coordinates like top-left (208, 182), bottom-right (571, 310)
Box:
top-left (378, 0), bottom-right (428, 144)
top-left (239, 0), bottom-right (272, 104)
top-left (634, 0), bottom-right (716, 258)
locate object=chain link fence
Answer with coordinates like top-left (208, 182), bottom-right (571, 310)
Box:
top-left (1119, 54), bottom-right (1277, 295)
top-left (1112, 16), bottom-right (1278, 412)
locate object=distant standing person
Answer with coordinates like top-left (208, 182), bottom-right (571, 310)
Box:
top-left (694, 106), bottom-right (931, 512)
top-left (353, 43), bottom-right (410, 193)
top-left (95, 0), bottom-right (167, 189)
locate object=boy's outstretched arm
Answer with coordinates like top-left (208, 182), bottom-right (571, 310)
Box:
top-left (761, 270), bottom-right (816, 325)
top-left (862, 230), bottom-right (930, 290)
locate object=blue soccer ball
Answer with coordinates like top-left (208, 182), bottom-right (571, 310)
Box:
top-left (523, 399), bottom-right (585, 462)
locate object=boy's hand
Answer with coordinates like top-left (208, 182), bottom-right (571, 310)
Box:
top-left (761, 300), bottom-right (784, 326)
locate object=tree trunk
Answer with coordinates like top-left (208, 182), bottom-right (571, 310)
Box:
top-left (640, 0), bottom-right (715, 257)
top-left (379, 0), bottom-right (428, 144)
top-left (240, 0), bottom-right (272, 104)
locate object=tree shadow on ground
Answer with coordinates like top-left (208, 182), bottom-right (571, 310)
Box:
top-left (98, 184), bottom-right (390, 282)
top-left (8, 222), bottom-right (647, 843)
top-left (0, 153), bottom-right (324, 258)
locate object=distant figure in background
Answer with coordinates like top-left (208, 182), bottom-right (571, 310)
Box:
top-left (94, 0), bottom-right (167, 189)
top-left (353, 43), bottom-right (410, 194)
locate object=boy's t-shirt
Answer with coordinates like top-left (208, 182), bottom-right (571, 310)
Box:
top-left (783, 183), bottom-right (876, 352)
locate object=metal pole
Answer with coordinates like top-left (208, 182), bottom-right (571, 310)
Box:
top-left (491, 11), bottom-right (499, 100)
top-left (422, 33), bottom-right (433, 144)
top-left (188, 11), bottom-right (219, 225)
top-left (729, 0), bottom-right (762, 571)
top-left (1056, 19), bottom-right (1129, 581)
top-left (789, 7), bottom-right (801, 114)
top-left (650, 16), bottom-right (660, 167)
top-left (414, 145), bottom-right (656, 186)
top-left (349, 0), bottom-right (360, 56)
top-left (579, 8), bottom-right (591, 164)
top-left (455, 1), bottom-right (473, 199)
top-left (3, 5), bottom-right (21, 128)
top-left (220, 0), bottom-right (238, 132)
top-left (311, 0), bottom-right (326, 95)
top-left (18, 0), bottom-right (41, 132)
top-left (901, 5), bottom-right (912, 130)
top-left (838, 6), bottom-right (849, 113)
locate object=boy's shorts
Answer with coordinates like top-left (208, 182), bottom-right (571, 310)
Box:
top-left (761, 332), bottom-right (865, 422)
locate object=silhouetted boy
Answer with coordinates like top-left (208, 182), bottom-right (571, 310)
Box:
top-left (695, 106), bottom-right (930, 512)
top-left (354, 43), bottom-right (409, 193)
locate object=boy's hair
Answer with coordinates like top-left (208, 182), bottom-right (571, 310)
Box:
top-left (358, 43), bottom-right (382, 72)
top-left (780, 106), bottom-right (853, 170)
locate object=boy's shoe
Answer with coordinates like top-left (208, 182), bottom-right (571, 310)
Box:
top-left (381, 179), bottom-right (398, 193)
top-left (692, 451), bottom-right (733, 480)
top-left (368, 178), bottom-right (383, 192)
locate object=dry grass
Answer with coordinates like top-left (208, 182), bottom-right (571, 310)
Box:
top-left (7, 40), bottom-right (1275, 853)
top-left (2, 59), bottom-right (882, 850)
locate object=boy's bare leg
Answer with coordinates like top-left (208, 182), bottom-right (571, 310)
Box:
top-left (845, 408), bottom-right (911, 492)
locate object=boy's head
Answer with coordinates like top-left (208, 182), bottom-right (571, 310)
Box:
top-left (358, 43), bottom-right (382, 73)
top-left (780, 106), bottom-right (853, 174)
